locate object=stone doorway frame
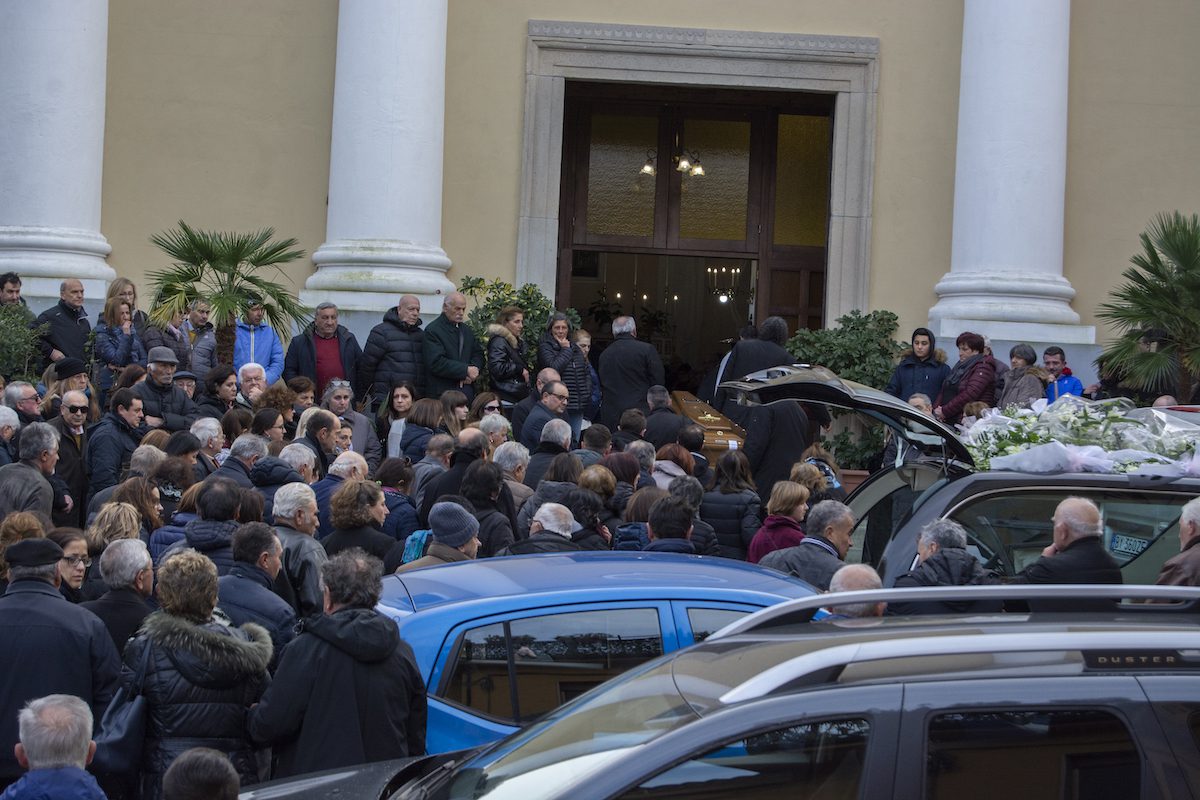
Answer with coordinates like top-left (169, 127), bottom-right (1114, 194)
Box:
top-left (517, 20), bottom-right (879, 323)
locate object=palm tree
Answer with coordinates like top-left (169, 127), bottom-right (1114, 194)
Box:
top-left (1097, 211), bottom-right (1200, 401)
top-left (147, 221), bottom-right (312, 368)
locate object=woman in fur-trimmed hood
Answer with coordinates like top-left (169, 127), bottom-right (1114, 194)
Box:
top-left (486, 306), bottom-right (531, 403)
top-left (119, 549), bottom-right (272, 800)
top-left (996, 342), bottom-right (1052, 410)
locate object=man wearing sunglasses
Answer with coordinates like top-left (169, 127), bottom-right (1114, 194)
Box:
top-left (48, 390), bottom-right (90, 527)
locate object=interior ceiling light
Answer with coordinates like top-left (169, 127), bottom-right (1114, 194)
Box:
top-left (640, 149), bottom-right (656, 176)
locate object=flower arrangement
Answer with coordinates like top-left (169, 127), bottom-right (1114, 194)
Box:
top-left (964, 395), bottom-right (1200, 473)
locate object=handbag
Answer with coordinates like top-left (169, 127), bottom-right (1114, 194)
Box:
top-left (92, 638), bottom-right (154, 775)
top-left (494, 378), bottom-right (531, 400)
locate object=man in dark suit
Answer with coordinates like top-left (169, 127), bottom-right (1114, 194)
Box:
top-left (81, 539), bottom-right (154, 655)
top-left (597, 316), bottom-right (664, 430)
top-left (49, 389), bottom-right (89, 527)
top-left (1017, 497), bottom-right (1122, 585)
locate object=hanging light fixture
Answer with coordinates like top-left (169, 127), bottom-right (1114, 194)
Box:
top-left (675, 151), bottom-right (692, 173)
top-left (640, 149), bottom-right (656, 176)
top-left (689, 154), bottom-right (704, 177)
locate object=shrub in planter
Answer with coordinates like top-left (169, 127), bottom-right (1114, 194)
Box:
top-left (459, 277), bottom-right (581, 380)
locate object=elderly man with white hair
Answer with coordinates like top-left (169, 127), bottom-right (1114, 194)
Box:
top-left (422, 291), bottom-right (483, 400)
top-left (498, 502), bottom-right (580, 555)
top-left (191, 416), bottom-right (223, 480)
top-left (313, 451), bottom-right (369, 539)
top-left (271, 482), bottom-right (328, 617)
top-left (1016, 496), bottom-right (1122, 585)
top-left (278, 442), bottom-right (318, 485)
top-left (1156, 496), bottom-right (1200, 587)
top-left (759, 500), bottom-right (856, 591)
top-left (209, 433), bottom-right (269, 489)
top-left (237, 361), bottom-right (269, 406)
top-left (0, 421), bottom-right (60, 520)
top-left (818, 564), bottom-right (886, 620)
top-left (6, 694), bottom-right (105, 799)
top-left (493, 441), bottom-right (532, 512)
top-left (0, 405), bottom-right (20, 467)
top-left (80, 539), bottom-right (154, 655)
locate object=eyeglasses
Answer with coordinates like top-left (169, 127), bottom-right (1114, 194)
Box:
top-left (65, 405), bottom-right (89, 414)
top-left (62, 555), bottom-right (91, 568)
top-left (551, 393), bottom-right (569, 401)
top-left (484, 404), bottom-right (501, 413)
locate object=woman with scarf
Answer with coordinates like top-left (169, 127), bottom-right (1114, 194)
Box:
top-left (934, 331), bottom-right (996, 425)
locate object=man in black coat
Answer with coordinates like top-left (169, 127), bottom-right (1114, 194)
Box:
top-left (511, 367), bottom-right (558, 445)
top-left (283, 302), bottom-right (364, 399)
top-left (357, 295), bottom-right (426, 405)
top-left (34, 278), bottom-right (90, 368)
top-left (0, 539), bottom-right (121, 787)
top-left (518, 380), bottom-right (569, 451)
top-left (208, 433), bottom-right (267, 489)
top-left (713, 316), bottom-right (794, 421)
top-left (759, 501), bottom-right (855, 591)
top-left (85, 388), bottom-right (145, 496)
top-left (1017, 497), bottom-right (1122, 585)
top-left (598, 316), bottom-right (664, 429)
top-left (247, 549), bottom-right (427, 779)
top-left (135, 346), bottom-right (200, 433)
top-left (217, 522), bottom-right (296, 667)
top-left (523, 418), bottom-right (572, 489)
top-left (643, 385), bottom-right (684, 450)
top-left (49, 390), bottom-right (90, 527)
top-left (887, 520), bottom-right (1001, 616)
top-left (742, 399), bottom-right (809, 502)
top-left (80, 538), bottom-right (154, 655)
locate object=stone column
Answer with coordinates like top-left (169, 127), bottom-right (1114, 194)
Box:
top-left (0, 0), bottom-right (116, 310)
top-left (303, 0), bottom-right (455, 341)
top-left (929, 0), bottom-right (1093, 350)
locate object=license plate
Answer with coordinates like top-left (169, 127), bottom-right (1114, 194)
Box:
top-left (1110, 534), bottom-right (1150, 558)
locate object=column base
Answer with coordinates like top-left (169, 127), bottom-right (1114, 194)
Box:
top-left (0, 226), bottom-right (116, 315)
top-left (303, 238), bottom-right (457, 344)
top-left (929, 270), bottom-right (1082, 327)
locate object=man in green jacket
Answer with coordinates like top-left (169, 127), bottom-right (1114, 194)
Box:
top-left (422, 292), bottom-right (484, 400)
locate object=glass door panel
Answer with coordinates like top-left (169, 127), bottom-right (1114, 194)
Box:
top-left (585, 112), bottom-right (660, 239)
top-left (773, 114), bottom-right (831, 247)
top-left (678, 118), bottom-right (752, 243)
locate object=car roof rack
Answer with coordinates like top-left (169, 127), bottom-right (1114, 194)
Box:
top-left (718, 627), bottom-right (1200, 706)
top-left (709, 584), bottom-right (1200, 640)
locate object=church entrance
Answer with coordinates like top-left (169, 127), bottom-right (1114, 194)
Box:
top-left (557, 82), bottom-right (834, 390)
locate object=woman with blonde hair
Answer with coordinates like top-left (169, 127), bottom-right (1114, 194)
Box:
top-left (121, 549), bottom-right (271, 798)
top-left (104, 276), bottom-right (150, 332)
top-left (82, 501), bottom-right (142, 600)
top-left (789, 461), bottom-right (831, 507)
top-left (747, 481), bottom-right (811, 564)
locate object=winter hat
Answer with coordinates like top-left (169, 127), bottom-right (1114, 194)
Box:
top-left (429, 501), bottom-right (480, 548)
top-left (6, 539), bottom-right (64, 567)
top-left (53, 358), bottom-right (87, 381)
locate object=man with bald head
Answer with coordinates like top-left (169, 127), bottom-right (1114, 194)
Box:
top-left (423, 291), bottom-right (484, 400)
top-left (359, 294), bottom-right (426, 406)
top-left (1017, 497), bottom-right (1122, 584)
top-left (36, 279), bottom-right (90, 368)
top-left (49, 390), bottom-right (90, 527)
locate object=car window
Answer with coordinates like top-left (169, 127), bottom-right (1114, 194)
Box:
top-left (686, 608), bottom-right (748, 643)
top-left (620, 718), bottom-right (870, 799)
top-left (926, 710), bottom-right (1139, 799)
top-left (945, 489), bottom-right (1187, 578)
top-left (442, 608), bottom-right (664, 724)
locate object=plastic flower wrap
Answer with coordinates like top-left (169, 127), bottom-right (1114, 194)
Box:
top-left (964, 395), bottom-right (1200, 474)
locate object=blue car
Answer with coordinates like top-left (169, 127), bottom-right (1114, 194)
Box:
top-left (375, 551), bottom-right (817, 753)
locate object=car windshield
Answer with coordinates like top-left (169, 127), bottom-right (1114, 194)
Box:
top-left (401, 658), bottom-right (697, 800)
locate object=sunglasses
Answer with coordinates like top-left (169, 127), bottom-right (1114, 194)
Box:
top-left (484, 404), bottom-right (501, 413)
top-left (328, 380), bottom-right (352, 389)
top-left (65, 405), bottom-right (89, 414)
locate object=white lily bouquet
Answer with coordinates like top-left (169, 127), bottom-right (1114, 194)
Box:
top-left (963, 395), bottom-right (1200, 474)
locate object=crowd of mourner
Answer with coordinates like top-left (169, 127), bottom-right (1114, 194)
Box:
top-left (0, 271), bottom-right (1196, 799)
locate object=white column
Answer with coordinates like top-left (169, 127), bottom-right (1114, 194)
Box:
top-left (0, 0), bottom-right (116, 308)
top-left (929, 0), bottom-right (1093, 345)
top-left (303, 0), bottom-right (455, 337)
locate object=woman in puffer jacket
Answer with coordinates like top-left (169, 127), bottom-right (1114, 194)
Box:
top-left (120, 549), bottom-right (271, 799)
top-left (699, 450), bottom-right (762, 560)
top-left (487, 306), bottom-right (530, 404)
top-left (538, 312), bottom-right (592, 444)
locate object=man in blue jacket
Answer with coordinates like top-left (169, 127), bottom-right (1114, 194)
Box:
top-left (1043, 346), bottom-right (1083, 401)
top-left (4, 694), bottom-right (107, 799)
top-left (234, 300), bottom-right (285, 386)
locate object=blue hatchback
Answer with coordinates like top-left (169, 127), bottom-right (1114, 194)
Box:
top-left (375, 551), bottom-right (817, 753)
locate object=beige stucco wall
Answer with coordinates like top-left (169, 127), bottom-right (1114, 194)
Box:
top-left (102, 0), bottom-right (337, 299)
top-left (96, 0), bottom-right (1200, 342)
top-left (1064, 0), bottom-right (1200, 345)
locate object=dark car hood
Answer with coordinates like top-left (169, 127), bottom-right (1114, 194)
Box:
top-left (718, 364), bottom-right (974, 467)
top-left (238, 753), bottom-right (450, 799)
